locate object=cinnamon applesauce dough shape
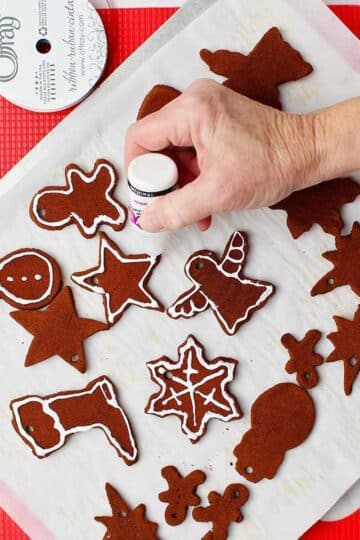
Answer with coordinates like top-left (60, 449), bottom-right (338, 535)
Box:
top-left (168, 231), bottom-right (275, 335)
top-left (72, 232), bottom-right (163, 325)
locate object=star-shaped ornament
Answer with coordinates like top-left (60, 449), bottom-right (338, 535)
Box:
top-left (11, 286), bottom-right (107, 373)
top-left (327, 307), bottom-right (360, 395)
top-left (168, 231), bottom-right (275, 335)
top-left (271, 177), bottom-right (360, 239)
top-left (312, 222), bottom-right (360, 297)
top-left (145, 335), bottom-right (242, 444)
top-left (72, 232), bottom-right (163, 325)
top-left (95, 483), bottom-right (160, 540)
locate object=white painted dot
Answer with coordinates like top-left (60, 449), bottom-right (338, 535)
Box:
top-left (21, 276), bottom-right (28, 282)
top-left (6, 276), bottom-right (14, 282)
top-left (34, 274), bottom-right (42, 281)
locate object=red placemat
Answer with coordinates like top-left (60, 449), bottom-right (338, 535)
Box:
top-left (0, 5), bottom-right (359, 540)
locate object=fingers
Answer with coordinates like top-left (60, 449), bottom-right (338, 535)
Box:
top-left (139, 172), bottom-right (216, 232)
top-left (125, 78), bottom-right (222, 172)
top-left (124, 100), bottom-right (192, 172)
top-left (197, 216), bottom-right (212, 231)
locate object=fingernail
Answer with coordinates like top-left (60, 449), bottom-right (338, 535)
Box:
top-left (139, 209), bottom-right (165, 233)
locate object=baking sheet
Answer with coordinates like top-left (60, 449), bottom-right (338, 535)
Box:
top-left (0, 0), bottom-right (360, 539)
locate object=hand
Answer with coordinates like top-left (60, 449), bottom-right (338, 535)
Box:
top-left (124, 79), bottom-right (336, 233)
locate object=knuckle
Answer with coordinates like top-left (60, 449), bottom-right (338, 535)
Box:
top-left (125, 122), bottom-right (136, 139)
top-left (183, 79), bottom-right (215, 109)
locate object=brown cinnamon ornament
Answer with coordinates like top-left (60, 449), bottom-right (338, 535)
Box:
top-left (327, 307), bottom-right (360, 395)
top-left (159, 465), bottom-right (206, 526)
top-left (271, 177), bottom-right (360, 239)
top-left (312, 222), bottom-right (360, 297)
top-left (192, 483), bottom-right (249, 540)
top-left (72, 232), bottom-right (163, 326)
top-left (146, 335), bottom-right (242, 444)
top-left (137, 84), bottom-right (181, 120)
top-left (95, 483), bottom-right (159, 540)
top-left (200, 27), bottom-right (313, 109)
top-left (282, 330), bottom-right (324, 389)
top-left (10, 286), bottom-right (107, 373)
top-left (0, 248), bottom-right (62, 310)
top-left (233, 383), bottom-right (315, 483)
top-left (30, 159), bottom-right (127, 239)
top-left (168, 231), bottom-right (275, 335)
top-left (10, 376), bottom-right (138, 464)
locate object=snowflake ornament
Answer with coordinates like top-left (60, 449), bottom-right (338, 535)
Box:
top-left (145, 335), bottom-right (242, 443)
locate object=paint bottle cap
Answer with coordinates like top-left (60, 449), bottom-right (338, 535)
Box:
top-left (128, 153), bottom-right (178, 194)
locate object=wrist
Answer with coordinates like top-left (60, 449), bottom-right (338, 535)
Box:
top-left (310, 98), bottom-right (360, 182)
top-left (270, 111), bottom-right (322, 195)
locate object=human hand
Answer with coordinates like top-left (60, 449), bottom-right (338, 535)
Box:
top-left (124, 79), bottom-right (322, 233)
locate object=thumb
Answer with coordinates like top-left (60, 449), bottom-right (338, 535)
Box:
top-left (140, 173), bottom-right (215, 232)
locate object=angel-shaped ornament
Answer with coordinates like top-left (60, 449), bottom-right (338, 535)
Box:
top-left (168, 231), bottom-right (275, 335)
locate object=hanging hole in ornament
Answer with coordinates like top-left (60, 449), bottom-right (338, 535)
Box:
top-left (245, 466), bottom-right (253, 474)
top-left (327, 278), bottom-right (335, 286)
top-left (118, 511), bottom-right (127, 518)
top-left (71, 354), bottom-right (79, 363)
top-left (164, 371), bottom-right (173, 379)
top-left (195, 261), bottom-right (204, 270)
top-left (26, 425), bottom-right (34, 434)
top-left (38, 208), bottom-right (46, 218)
top-left (91, 276), bottom-right (99, 285)
top-left (349, 357), bottom-right (357, 367)
top-left (304, 372), bottom-right (310, 381)
top-left (232, 489), bottom-right (240, 499)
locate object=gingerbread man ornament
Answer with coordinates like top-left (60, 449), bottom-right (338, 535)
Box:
top-left (30, 159), bottom-right (127, 239)
top-left (159, 465), bottom-right (206, 526)
top-left (193, 483), bottom-right (249, 540)
top-left (168, 231), bottom-right (275, 335)
top-left (281, 330), bottom-right (324, 389)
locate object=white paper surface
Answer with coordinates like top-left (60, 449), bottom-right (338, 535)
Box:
top-left (0, 1), bottom-right (360, 539)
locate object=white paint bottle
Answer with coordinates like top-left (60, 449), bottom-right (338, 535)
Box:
top-left (127, 153), bottom-right (178, 232)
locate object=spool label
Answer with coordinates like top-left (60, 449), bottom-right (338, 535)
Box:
top-left (0, 0), bottom-right (107, 112)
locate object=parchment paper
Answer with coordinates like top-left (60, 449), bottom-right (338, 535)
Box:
top-left (0, 1), bottom-right (360, 539)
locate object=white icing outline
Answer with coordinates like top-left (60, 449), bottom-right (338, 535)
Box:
top-left (0, 250), bottom-right (54, 306)
top-left (32, 162), bottom-right (126, 236)
top-left (11, 377), bottom-right (137, 463)
top-left (146, 336), bottom-right (241, 443)
top-left (71, 234), bottom-right (161, 324)
top-left (168, 231), bottom-right (274, 335)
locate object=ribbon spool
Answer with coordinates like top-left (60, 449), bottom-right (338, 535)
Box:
top-left (0, 0), bottom-right (107, 112)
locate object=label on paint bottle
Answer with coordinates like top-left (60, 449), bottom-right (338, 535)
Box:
top-left (127, 153), bottom-right (178, 232)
